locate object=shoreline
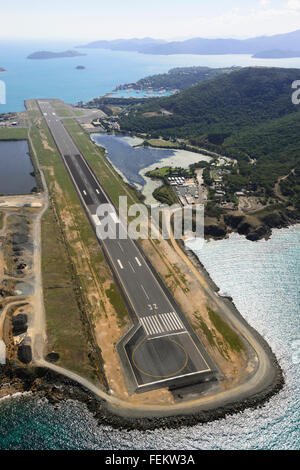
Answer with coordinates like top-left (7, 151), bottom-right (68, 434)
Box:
top-left (0, 232), bottom-right (285, 430)
top-left (0, 130), bottom-right (287, 431)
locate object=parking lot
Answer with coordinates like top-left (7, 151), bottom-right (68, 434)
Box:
top-left (168, 176), bottom-right (206, 206)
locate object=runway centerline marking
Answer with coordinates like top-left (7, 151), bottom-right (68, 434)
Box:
top-left (128, 261), bottom-right (136, 273)
top-left (135, 257), bottom-right (142, 267)
top-left (141, 284), bottom-right (149, 300)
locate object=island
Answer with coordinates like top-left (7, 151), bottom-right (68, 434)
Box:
top-left (75, 65), bottom-right (86, 70)
top-left (27, 50), bottom-right (86, 60)
top-left (0, 67), bottom-right (7, 73)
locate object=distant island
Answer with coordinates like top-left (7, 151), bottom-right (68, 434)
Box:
top-left (79, 29), bottom-right (300, 56)
top-left (78, 37), bottom-right (166, 51)
top-left (76, 65), bottom-right (86, 70)
top-left (0, 67), bottom-right (7, 73)
top-left (27, 50), bottom-right (86, 60)
top-left (253, 49), bottom-right (300, 59)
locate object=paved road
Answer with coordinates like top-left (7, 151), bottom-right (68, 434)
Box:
top-left (38, 100), bottom-right (215, 392)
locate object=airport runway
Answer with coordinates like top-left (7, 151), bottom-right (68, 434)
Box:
top-left (38, 100), bottom-right (215, 392)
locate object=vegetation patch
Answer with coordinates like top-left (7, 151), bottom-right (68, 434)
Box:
top-left (0, 127), bottom-right (28, 140)
top-left (207, 307), bottom-right (244, 353)
top-left (105, 283), bottom-right (128, 327)
top-left (153, 184), bottom-right (178, 206)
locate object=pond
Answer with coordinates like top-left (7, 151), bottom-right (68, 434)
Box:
top-left (0, 140), bottom-right (37, 195)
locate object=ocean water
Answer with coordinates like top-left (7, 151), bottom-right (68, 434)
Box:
top-left (0, 226), bottom-right (299, 450)
top-left (1, 39), bottom-right (300, 114)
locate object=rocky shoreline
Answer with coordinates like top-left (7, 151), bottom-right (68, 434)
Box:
top-left (0, 218), bottom-right (288, 431)
top-left (0, 353), bottom-right (284, 430)
top-left (204, 208), bottom-right (300, 242)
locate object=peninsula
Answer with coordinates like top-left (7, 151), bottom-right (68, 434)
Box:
top-left (0, 98), bottom-right (283, 431)
top-left (27, 50), bottom-right (86, 60)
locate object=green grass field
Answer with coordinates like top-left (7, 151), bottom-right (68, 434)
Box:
top-left (0, 127), bottom-right (28, 140)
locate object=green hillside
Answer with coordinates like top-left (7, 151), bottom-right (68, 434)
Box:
top-left (120, 67), bottom-right (300, 209)
top-left (120, 67), bottom-right (300, 136)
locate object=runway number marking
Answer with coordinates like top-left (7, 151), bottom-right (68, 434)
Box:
top-left (148, 304), bottom-right (158, 311)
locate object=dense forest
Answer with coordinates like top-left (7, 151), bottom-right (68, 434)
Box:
top-left (120, 67), bottom-right (300, 208)
top-left (116, 66), bottom-right (239, 92)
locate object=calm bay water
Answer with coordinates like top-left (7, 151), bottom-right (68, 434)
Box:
top-left (0, 226), bottom-right (299, 450)
top-left (1, 39), bottom-right (300, 114)
top-left (0, 140), bottom-right (36, 194)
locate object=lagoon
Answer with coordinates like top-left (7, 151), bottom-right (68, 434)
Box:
top-left (91, 133), bottom-right (211, 204)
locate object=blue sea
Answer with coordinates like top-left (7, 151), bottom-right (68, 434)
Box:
top-left (1, 39), bottom-right (300, 113)
top-left (0, 226), bottom-right (299, 450)
top-left (0, 40), bottom-right (299, 450)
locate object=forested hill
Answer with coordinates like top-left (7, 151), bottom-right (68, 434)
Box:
top-left (116, 66), bottom-right (239, 92)
top-left (120, 67), bottom-right (300, 138)
top-left (120, 67), bottom-right (300, 210)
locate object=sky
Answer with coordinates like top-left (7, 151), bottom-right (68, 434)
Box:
top-left (0, 0), bottom-right (299, 41)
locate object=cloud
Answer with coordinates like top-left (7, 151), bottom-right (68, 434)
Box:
top-left (286, 0), bottom-right (300, 10)
top-left (260, 0), bottom-right (272, 8)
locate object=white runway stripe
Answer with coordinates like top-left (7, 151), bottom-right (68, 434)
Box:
top-left (162, 313), bottom-right (174, 331)
top-left (151, 316), bottom-right (164, 333)
top-left (141, 315), bottom-right (166, 335)
top-left (147, 316), bottom-right (158, 334)
top-left (165, 312), bottom-right (178, 330)
top-left (159, 312), bottom-right (184, 332)
top-left (142, 312), bottom-right (184, 336)
top-left (141, 318), bottom-right (151, 335)
top-left (146, 318), bottom-right (155, 335)
top-left (160, 313), bottom-right (173, 331)
top-left (170, 312), bottom-right (183, 329)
